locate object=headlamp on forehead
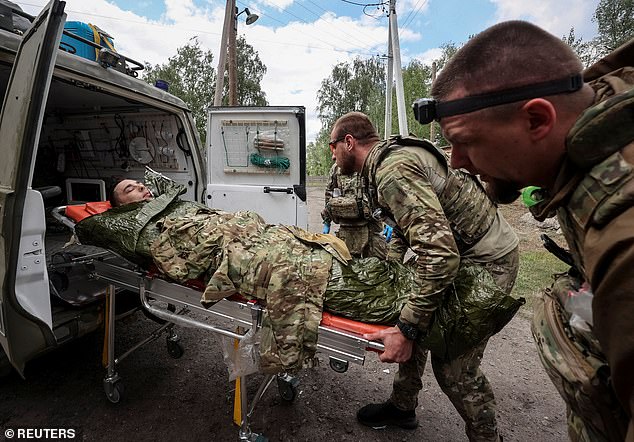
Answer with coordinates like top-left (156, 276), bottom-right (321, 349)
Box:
top-left (412, 73), bottom-right (583, 125)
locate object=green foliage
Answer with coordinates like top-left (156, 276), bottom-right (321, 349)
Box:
top-left (562, 27), bottom-right (599, 67)
top-left (143, 36), bottom-right (268, 144)
top-left (143, 39), bottom-right (215, 144)
top-left (593, 0), bottom-right (634, 56)
top-left (317, 56), bottom-right (386, 131)
top-left (233, 36), bottom-right (268, 106)
top-left (306, 131), bottom-right (334, 176)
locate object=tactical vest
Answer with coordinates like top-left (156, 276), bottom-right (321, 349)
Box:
top-left (532, 274), bottom-right (628, 441)
top-left (531, 67), bottom-right (634, 441)
top-left (326, 171), bottom-right (370, 222)
top-left (363, 135), bottom-right (497, 251)
top-left (549, 83), bottom-right (634, 277)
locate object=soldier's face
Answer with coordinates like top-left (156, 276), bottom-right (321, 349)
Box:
top-left (330, 129), bottom-right (356, 175)
top-left (113, 180), bottom-right (153, 205)
top-left (440, 111), bottom-right (530, 203)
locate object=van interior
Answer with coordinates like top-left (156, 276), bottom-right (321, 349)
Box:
top-left (0, 31), bottom-right (197, 342)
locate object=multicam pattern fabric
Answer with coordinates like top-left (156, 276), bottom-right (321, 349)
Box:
top-left (150, 210), bottom-right (336, 373)
top-left (361, 136), bottom-right (519, 442)
top-left (362, 137), bottom-right (500, 328)
top-left (556, 150), bottom-right (634, 276)
top-left (532, 274), bottom-right (628, 441)
top-left (76, 169), bottom-right (353, 373)
top-left (567, 68), bottom-right (634, 169)
top-left (390, 251), bottom-right (519, 442)
top-left (323, 163), bottom-right (386, 258)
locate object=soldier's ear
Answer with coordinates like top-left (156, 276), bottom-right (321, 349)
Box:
top-left (522, 98), bottom-right (556, 141)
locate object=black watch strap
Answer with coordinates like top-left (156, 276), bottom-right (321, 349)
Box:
top-left (396, 319), bottom-right (419, 340)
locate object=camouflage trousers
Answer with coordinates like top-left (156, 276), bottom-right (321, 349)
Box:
top-left (390, 247), bottom-right (519, 442)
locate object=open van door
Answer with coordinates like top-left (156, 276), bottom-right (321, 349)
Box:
top-left (0, 0), bottom-right (66, 375)
top-left (206, 106), bottom-right (308, 227)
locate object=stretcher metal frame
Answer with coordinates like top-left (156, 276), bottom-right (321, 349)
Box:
top-left (92, 258), bottom-right (385, 441)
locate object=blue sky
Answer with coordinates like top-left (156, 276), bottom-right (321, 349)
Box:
top-left (20, 0), bottom-right (601, 140)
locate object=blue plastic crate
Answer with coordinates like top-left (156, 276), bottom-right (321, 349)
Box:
top-left (61, 21), bottom-right (115, 61)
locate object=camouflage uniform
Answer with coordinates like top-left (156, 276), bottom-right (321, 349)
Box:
top-left (530, 65), bottom-right (634, 441)
top-left (363, 136), bottom-right (520, 441)
top-left (76, 169), bottom-right (353, 373)
top-left (323, 163), bottom-right (387, 259)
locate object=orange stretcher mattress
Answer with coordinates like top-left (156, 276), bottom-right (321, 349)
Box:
top-left (65, 201), bottom-right (112, 222)
top-left (320, 311), bottom-right (388, 335)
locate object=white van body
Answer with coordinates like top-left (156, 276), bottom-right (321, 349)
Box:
top-left (0, 0), bottom-right (306, 375)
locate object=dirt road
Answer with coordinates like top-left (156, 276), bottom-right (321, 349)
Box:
top-left (0, 187), bottom-right (567, 441)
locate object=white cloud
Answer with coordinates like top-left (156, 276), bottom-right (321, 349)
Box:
top-left (256, 0), bottom-right (294, 11)
top-left (19, 0), bottom-right (598, 144)
top-left (489, 0), bottom-right (600, 40)
top-left (408, 47), bottom-right (443, 65)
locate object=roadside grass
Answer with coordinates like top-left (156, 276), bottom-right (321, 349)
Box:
top-left (512, 250), bottom-right (569, 317)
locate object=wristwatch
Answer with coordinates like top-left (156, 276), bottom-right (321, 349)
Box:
top-left (395, 319), bottom-right (419, 341)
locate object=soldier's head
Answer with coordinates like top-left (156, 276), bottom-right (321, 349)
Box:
top-left (430, 20), bottom-right (594, 201)
top-left (109, 179), bottom-right (153, 207)
top-left (330, 112), bottom-right (380, 175)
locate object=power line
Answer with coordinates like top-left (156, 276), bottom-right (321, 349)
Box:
top-left (340, 0), bottom-right (388, 6)
top-left (237, 0), bottom-right (381, 57)
top-left (303, 0), bottom-right (385, 48)
top-left (401, 0), bottom-right (429, 29)
top-left (20, 1), bottom-right (380, 58)
top-left (295, 0), bottom-right (375, 50)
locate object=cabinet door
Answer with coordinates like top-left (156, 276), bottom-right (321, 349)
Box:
top-left (206, 106), bottom-right (308, 227)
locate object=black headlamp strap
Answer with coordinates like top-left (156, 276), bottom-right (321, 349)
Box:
top-left (435, 74), bottom-right (583, 119)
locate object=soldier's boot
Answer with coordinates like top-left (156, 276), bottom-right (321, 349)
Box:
top-left (356, 401), bottom-right (418, 430)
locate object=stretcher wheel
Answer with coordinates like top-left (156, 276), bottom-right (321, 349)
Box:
top-left (104, 379), bottom-right (124, 404)
top-left (276, 373), bottom-right (299, 402)
top-left (329, 357), bottom-right (349, 373)
top-left (166, 336), bottom-right (184, 359)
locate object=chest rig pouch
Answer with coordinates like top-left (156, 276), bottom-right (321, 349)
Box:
top-left (363, 135), bottom-right (497, 250)
top-left (533, 273), bottom-right (628, 441)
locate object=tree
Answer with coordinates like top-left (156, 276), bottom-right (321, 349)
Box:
top-left (306, 131), bottom-right (334, 176)
top-left (309, 57), bottom-right (386, 176)
top-left (233, 36), bottom-right (268, 106)
top-left (593, 0), bottom-right (634, 56)
top-left (562, 27), bottom-right (599, 67)
top-left (317, 56), bottom-right (386, 132)
top-left (144, 39), bottom-right (215, 143)
top-left (143, 36), bottom-right (268, 143)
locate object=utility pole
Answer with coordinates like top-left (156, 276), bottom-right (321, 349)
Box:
top-left (385, 0), bottom-right (407, 136)
top-left (227, 1), bottom-right (238, 106)
top-left (430, 61), bottom-right (437, 142)
top-left (384, 23), bottom-right (393, 139)
top-left (214, 0), bottom-right (234, 106)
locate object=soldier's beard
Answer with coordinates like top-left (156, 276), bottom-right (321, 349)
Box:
top-left (485, 178), bottom-right (521, 204)
top-left (337, 151), bottom-right (356, 176)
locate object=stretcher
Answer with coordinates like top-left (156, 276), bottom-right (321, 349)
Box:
top-left (52, 203), bottom-right (389, 442)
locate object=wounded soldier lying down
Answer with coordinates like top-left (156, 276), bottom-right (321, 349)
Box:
top-left (76, 169), bottom-right (522, 373)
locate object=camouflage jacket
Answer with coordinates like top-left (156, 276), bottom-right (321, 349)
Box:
top-left (531, 66), bottom-right (634, 432)
top-left (362, 136), bottom-right (518, 329)
top-left (77, 171), bottom-right (352, 373)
